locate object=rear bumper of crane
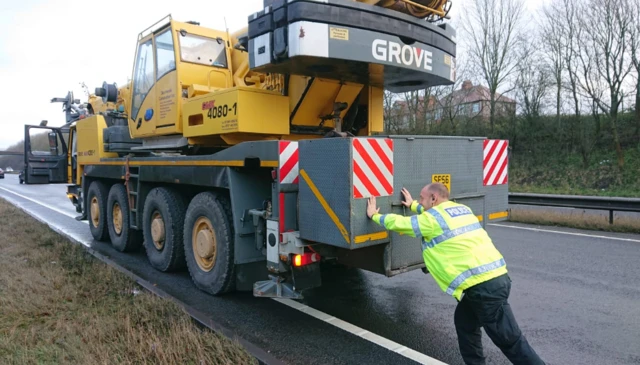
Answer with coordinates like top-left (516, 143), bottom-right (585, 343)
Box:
top-left (295, 136), bottom-right (510, 274)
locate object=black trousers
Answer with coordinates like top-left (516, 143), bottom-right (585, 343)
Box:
top-left (454, 274), bottom-right (545, 365)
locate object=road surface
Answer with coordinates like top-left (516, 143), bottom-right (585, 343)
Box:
top-left (1, 174), bottom-right (639, 365)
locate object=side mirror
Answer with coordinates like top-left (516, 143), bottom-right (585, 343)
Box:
top-left (235, 36), bottom-right (249, 52)
top-left (48, 132), bottom-right (58, 149)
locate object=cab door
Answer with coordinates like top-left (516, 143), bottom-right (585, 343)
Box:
top-left (23, 125), bottom-right (68, 184)
top-left (129, 25), bottom-right (180, 138)
top-left (130, 34), bottom-right (157, 137)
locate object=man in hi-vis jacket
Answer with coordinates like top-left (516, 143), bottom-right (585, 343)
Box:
top-left (367, 183), bottom-right (545, 365)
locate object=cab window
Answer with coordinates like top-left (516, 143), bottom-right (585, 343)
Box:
top-left (29, 128), bottom-right (64, 156)
top-left (156, 28), bottom-right (176, 80)
top-left (179, 33), bottom-right (227, 68)
top-left (132, 39), bottom-right (154, 120)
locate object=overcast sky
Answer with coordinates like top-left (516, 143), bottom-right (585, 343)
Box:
top-left (0, 0), bottom-right (543, 149)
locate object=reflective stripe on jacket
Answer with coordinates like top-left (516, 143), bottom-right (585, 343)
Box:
top-left (371, 200), bottom-right (507, 301)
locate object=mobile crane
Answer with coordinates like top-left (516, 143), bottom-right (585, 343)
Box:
top-left (24, 0), bottom-right (509, 299)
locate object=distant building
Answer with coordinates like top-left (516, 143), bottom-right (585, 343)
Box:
top-left (437, 80), bottom-right (516, 121)
top-left (390, 95), bottom-right (438, 130)
top-left (384, 80), bottom-right (517, 132)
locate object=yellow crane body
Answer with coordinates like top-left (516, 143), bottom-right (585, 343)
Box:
top-left (21, 0), bottom-right (512, 301)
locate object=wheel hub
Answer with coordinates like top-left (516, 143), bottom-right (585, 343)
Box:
top-left (112, 202), bottom-right (123, 235)
top-left (193, 217), bottom-right (216, 272)
top-left (151, 212), bottom-right (165, 250)
top-left (196, 230), bottom-right (214, 257)
top-left (91, 197), bottom-right (100, 228)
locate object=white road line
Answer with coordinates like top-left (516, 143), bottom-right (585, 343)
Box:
top-left (0, 189), bottom-right (90, 247)
top-left (0, 186), bottom-right (82, 221)
top-left (0, 184), bottom-right (449, 365)
top-left (489, 223), bottom-right (640, 243)
top-left (274, 298), bottom-right (448, 365)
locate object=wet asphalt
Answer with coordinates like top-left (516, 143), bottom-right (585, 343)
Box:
top-left (1, 174), bottom-right (639, 365)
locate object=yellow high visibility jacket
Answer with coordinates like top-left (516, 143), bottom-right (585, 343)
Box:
top-left (371, 200), bottom-right (507, 301)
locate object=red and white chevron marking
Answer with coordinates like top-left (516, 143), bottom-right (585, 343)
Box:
top-left (279, 141), bottom-right (299, 184)
top-left (352, 138), bottom-right (394, 198)
top-left (483, 139), bottom-right (509, 186)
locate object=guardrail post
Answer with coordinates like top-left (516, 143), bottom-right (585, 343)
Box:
top-left (609, 210), bottom-right (614, 225)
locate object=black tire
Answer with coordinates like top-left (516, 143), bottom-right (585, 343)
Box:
top-left (107, 183), bottom-right (142, 252)
top-left (87, 180), bottom-right (110, 241)
top-left (142, 187), bottom-right (187, 272)
top-left (184, 191), bottom-right (235, 295)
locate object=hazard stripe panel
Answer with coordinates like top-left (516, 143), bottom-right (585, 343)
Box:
top-left (483, 139), bottom-right (508, 186)
top-left (353, 138), bottom-right (394, 198)
top-left (279, 141), bottom-right (299, 184)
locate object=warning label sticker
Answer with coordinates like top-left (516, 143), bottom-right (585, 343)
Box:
top-left (330, 27), bottom-right (349, 41)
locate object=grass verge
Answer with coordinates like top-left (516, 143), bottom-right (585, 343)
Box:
top-left (0, 198), bottom-right (258, 365)
top-left (508, 208), bottom-right (640, 234)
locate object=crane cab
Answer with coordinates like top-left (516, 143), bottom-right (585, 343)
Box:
top-left (127, 16), bottom-right (234, 140)
top-left (123, 5), bottom-right (458, 150)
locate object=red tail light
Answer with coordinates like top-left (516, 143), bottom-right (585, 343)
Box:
top-left (293, 253), bottom-right (320, 267)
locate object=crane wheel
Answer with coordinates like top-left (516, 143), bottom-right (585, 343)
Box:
top-left (107, 183), bottom-right (142, 252)
top-left (142, 187), bottom-right (187, 272)
top-left (87, 180), bottom-right (110, 242)
top-left (184, 191), bottom-right (235, 295)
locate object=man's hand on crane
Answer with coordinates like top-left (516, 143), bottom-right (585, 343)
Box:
top-left (367, 188), bottom-right (414, 218)
top-left (401, 188), bottom-right (413, 208)
top-left (367, 196), bottom-right (380, 219)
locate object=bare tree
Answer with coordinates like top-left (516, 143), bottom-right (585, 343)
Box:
top-left (514, 35), bottom-right (551, 123)
top-left (398, 89), bottom-right (438, 135)
top-left (384, 90), bottom-right (424, 134)
top-left (383, 90), bottom-right (404, 133)
top-left (574, 18), bottom-right (608, 140)
top-left (539, 1), bottom-right (566, 125)
top-left (460, 0), bottom-right (526, 132)
top-left (551, 0), bottom-right (596, 165)
top-left (401, 90), bottom-right (420, 132)
top-left (429, 57), bottom-right (478, 135)
top-left (419, 87), bottom-right (437, 134)
top-left (556, 0), bottom-right (582, 120)
top-left (574, 0), bottom-right (634, 168)
top-left (628, 0), bottom-right (640, 143)
top-left (433, 85), bottom-right (467, 134)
